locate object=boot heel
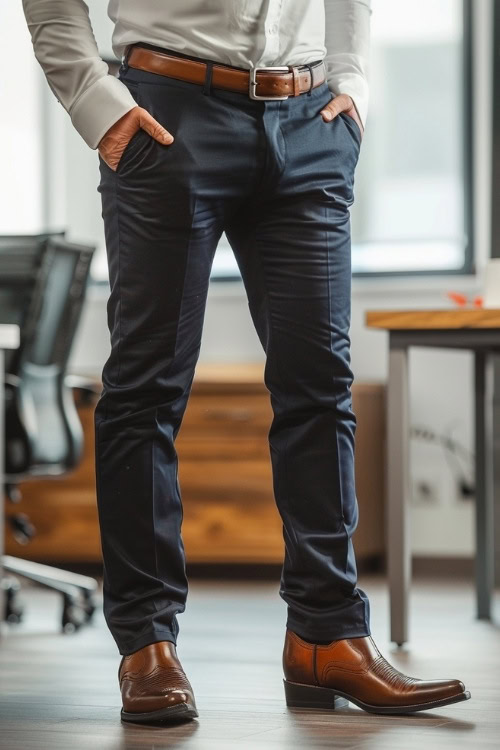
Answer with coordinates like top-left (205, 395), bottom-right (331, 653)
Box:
top-left (283, 679), bottom-right (348, 709)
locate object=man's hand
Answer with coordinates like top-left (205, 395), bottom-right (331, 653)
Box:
top-left (319, 93), bottom-right (364, 141)
top-left (98, 106), bottom-right (174, 171)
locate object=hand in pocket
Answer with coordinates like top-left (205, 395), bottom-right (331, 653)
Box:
top-left (319, 93), bottom-right (364, 142)
top-left (97, 106), bottom-right (175, 171)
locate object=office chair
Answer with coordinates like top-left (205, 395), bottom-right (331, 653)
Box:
top-left (0, 231), bottom-right (65, 375)
top-left (1, 234), bottom-right (100, 631)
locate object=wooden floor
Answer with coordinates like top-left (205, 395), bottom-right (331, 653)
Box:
top-left (0, 573), bottom-right (498, 749)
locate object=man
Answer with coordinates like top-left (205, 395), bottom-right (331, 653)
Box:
top-left (23, 0), bottom-right (470, 725)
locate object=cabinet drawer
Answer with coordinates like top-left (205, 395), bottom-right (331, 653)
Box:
top-left (177, 435), bottom-right (270, 460)
top-left (180, 394), bottom-right (272, 439)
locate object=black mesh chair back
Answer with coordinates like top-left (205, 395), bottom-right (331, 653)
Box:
top-left (5, 236), bottom-right (95, 476)
top-left (0, 231), bottom-right (65, 374)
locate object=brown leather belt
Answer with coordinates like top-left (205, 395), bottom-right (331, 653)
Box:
top-left (125, 44), bottom-right (326, 100)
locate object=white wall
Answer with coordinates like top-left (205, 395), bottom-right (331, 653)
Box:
top-left (36, 0), bottom-right (493, 559)
top-left (0, 6), bottom-right (44, 232)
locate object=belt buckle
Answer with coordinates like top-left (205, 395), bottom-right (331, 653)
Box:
top-left (249, 66), bottom-right (290, 100)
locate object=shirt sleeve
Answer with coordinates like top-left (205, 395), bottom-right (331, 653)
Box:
top-left (22, 0), bottom-right (138, 150)
top-left (324, 0), bottom-right (372, 131)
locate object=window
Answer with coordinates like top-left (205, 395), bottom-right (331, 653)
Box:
top-left (350, 0), bottom-right (472, 275)
top-left (0, 5), bottom-right (44, 234)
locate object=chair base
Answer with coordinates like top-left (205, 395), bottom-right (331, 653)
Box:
top-left (2, 555), bottom-right (98, 631)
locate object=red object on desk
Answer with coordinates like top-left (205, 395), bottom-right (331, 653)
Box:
top-left (447, 292), bottom-right (483, 308)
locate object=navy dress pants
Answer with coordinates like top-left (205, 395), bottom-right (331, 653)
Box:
top-left (95, 46), bottom-right (371, 656)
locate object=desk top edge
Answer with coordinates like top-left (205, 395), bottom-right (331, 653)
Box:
top-left (365, 309), bottom-right (500, 330)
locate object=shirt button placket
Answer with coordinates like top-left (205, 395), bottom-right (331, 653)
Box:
top-left (263, 0), bottom-right (283, 60)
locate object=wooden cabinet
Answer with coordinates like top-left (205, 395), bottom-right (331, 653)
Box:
top-left (5, 363), bottom-right (385, 567)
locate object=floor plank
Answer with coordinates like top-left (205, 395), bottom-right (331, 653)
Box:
top-left (0, 574), bottom-right (498, 749)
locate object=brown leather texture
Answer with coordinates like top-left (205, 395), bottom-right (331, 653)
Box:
top-left (119, 641), bottom-right (197, 714)
top-left (126, 45), bottom-right (326, 98)
top-left (283, 628), bottom-right (467, 709)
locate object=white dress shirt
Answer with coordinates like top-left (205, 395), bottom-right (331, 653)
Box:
top-left (22, 1), bottom-right (371, 150)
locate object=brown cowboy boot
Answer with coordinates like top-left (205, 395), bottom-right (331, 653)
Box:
top-left (283, 628), bottom-right (471, 714)
top-left (119, 640), bottom-right (199, 723)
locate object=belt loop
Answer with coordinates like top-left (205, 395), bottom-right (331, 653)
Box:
top-left (304, 64), bottom-right (314, 96)
top-left (120, 44), bottom-right (132, 74)
top-left (291, 66), bottom-right (301, 97)
top-left (202, 61), bottom-right (214, 96)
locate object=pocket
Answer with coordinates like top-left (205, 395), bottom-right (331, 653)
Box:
top-left (339, 111), bottom-right (362, 151)
top-left (114, 79), bottom-right (155, 175)
top-left (115, 127), bottom-right (148, 172)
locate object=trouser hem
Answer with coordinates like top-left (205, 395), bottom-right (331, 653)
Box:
top-left (117, 628), bottom-right (178, 656)
top-left (285, 620), bottom-right (371, 643)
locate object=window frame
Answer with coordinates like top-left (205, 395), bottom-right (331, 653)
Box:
top-left (350, 0), bottom-right (474, 280)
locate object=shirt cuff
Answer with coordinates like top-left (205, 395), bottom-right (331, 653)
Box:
top-left (327, 75), bottom-right (369, 132)
top-left (69, 74), bottom-right (139, 150)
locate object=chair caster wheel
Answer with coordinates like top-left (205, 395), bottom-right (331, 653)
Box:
top-left (2, 576), bottom-right (24, 623)
top-left (61, 593), bottom-right (86, 632)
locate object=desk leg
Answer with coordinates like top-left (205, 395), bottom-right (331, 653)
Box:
top-left (387, 341), bottom-right (411, 645)
top-left (0, 349), bottom-right (4, 637)
top-left (474, 351), bottom-right (494, 619)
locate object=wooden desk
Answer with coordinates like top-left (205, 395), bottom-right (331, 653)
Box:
top-left (0, 324), bottom-right (20, 639)
top-left (366, 308), bottom-right (500, 645)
